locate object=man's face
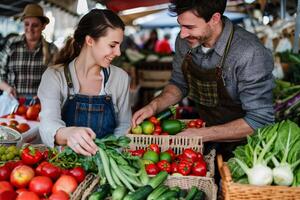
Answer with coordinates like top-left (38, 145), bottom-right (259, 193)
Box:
top-left (24, 17), bottom-right (45, 43)
top-left (177, 10), bottom-right (212, 48)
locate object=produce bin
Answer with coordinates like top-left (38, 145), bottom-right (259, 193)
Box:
top-left (126, 134), bottom-right (215, 178)
top-left (72, 173), bottom-right (217, 200)
top-left (217, 154), bottom-right (300, 200)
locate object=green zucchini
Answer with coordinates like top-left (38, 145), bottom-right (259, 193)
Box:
top-left (156, 106), bottom-right (176, 121)
top-left (185, 186), bottom-right (199, 200)
top-left (147, 185), bottom-right (169, 200)
top-left (112, 186), bottom-right (127, 200)
top-left (88, 184), bottom-right (110, 200)
top-left (148, 171), bottom-right (168, 189)
top-left (161, 119), bottom-right (186, 135)
top-left (192, 190), bottom-right (205, 200)
top-left (123, 185), bottom-right (153, 200)
top-left (156, 190), bottom-right (178, 200)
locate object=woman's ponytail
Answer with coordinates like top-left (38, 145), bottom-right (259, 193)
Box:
top-left (54, 37), bottom-right (81, 65)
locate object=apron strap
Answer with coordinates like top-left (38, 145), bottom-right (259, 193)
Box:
top-left (103, 67), bottom-right (110, 88)
top-left (64, 65), bottom-right (73, 89)
top-left (218, 26), bottom-right (234, 69)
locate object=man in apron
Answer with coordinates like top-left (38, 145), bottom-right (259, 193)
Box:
top-left (132, 0), bottom-right (274, 160)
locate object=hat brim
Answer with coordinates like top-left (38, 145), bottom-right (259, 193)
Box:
top-left (14, 14), bottom-right (50, 25)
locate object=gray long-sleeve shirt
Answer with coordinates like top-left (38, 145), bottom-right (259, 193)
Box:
top-left (170, 17), bottom-right (275, 130)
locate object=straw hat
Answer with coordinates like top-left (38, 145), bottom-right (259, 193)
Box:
top-left (20, 4), bottom-right (49, 24)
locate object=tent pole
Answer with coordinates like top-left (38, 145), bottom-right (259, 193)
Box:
top-left (280, 0), bottom-right (286, 19)
top-left (293, 0), bottom-right (300, 53)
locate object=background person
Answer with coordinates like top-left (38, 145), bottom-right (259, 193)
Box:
top-left (0, 4), bottom-right (57, 102)
top-left (38, 9), bottom-right (131, 156)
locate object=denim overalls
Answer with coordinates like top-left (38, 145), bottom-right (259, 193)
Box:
top-left (61, 66), bottom-right (117, 138)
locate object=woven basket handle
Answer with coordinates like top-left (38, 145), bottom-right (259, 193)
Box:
top-left (217, 154), bottom-right (232, 182)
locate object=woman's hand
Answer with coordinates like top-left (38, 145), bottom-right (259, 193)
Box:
top-left (56, 127), bottom-right (98, 156)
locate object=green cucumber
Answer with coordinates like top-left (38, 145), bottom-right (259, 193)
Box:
top-left (185, 186), bottom-right (199, 200)
top-left (156, 106), bottom-right (176, 121)
top-left (192, 190), bottom-right (205, 200)
top-left (112, 186), bottom-right (128, 200)
top-left (147, 185), bottom-right (169, 200)
top-left (123, 185), bottom-right (153, 200)
top-left (179, 189), bottom-right (187, 198)
top-left (148, 171), bottom-right (168, 189)
top-left (157, 190), bottom-right (178, 200)
top-left (161, 119), bottom-right (186, 135)
top-left (88, 183), bottom-right (110, 200)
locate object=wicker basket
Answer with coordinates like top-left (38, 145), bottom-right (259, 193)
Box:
top-left (217, 154), bottom-right (300, 200)
top-left (72, 174), bottom-right (217, 200)
top-left (126, 134), bottom-right (215, 178)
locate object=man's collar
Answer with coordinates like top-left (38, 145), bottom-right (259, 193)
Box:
top-left (213, 16), bottom-right (233, 57)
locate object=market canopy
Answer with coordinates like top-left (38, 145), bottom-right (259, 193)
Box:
top-left (133, 9), bottom-right (248, 28)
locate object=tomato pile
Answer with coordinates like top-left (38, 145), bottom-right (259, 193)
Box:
top-left (0, 120), bottom-right (30, 134)
top-left (0, 145), bottom-right (86, 200)
top-left (129, 144), bottom-right (207, 177)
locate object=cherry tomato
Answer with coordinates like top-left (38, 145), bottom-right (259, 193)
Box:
top-left (187, 120), bottom-right (196, 128)
top-left (149, 116), bottom-right (159, 125)
top-left (154, 126), bottom-right (162, 134)
top-left (195, 119), bottom-right (204, 128)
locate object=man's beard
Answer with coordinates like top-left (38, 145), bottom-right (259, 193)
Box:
top-left (186, 35), bottom-right (209, 48)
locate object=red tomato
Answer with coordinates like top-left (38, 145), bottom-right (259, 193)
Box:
top-left (0, 181), bottom-right (14, 193)
top-left (25, 106), bottom-right (40, 121)
top-left (0, 165), bottom-right (11, 181)
top-left (154, 126), bottom-right (162, 134)
top-left (147, 144), bottom-right (160, 154)
top-left (16, 123), bottom-right (30, 133)
top-left (16, 191), bottom-right (40, 200)
top-left (0, 190), bottom-right (17, 200)
top-left (187, 120), bottom-right (196, 128)
top-left (68, 167), bottom-right (86, 183)
top-left (16, 105), bottom-right (27, 116)
top-left (52, 175), bottom-right (78, 194)
top-left (165, 149), bottom-right (176, 161)
top-left (49, 190), bottom-right (69, 200)
top-left (195, 119), bottom-right (204, 128)
top-left (149, 116), bottom-right (159, 125)
top-left (145, 164), bottom-right (159, 175)
top-left (29, 176), bottom-right (53, 197)
top-left (8, 120), bottom-right (18, 126)
top-left (0, 122), bottom-right (7, 126)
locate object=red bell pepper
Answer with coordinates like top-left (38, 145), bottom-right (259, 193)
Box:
top-left (21, 146), bottom-right (43, 165)
top-left (182, 148), bottom-right (198, 163)
top-left (171, 162), bottom-right (179, 173)
top-left (192, 160), bottom-right (207, 176)
top-left (36, 161), bottom-right (62, 180)
top-left (129, 149), bottom-right (145, 157)
top-left (178, 161), bottom-right (192, 175)
top-left (156, 160), bottom-right (171, 173)
top-left (145, 163), bottom-right (159, 175)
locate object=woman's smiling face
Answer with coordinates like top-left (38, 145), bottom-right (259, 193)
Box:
top-left (90, 27), bottom-right (124, 67)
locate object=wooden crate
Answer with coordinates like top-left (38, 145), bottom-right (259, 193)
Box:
top-left (217, 154), bottom-right (300, 200)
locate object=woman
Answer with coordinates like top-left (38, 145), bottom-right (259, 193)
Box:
top-left (38, 9), bottom-right (131, 156)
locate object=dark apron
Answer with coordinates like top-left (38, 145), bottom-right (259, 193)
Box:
top-left (61, 66), bottom-right (117, 139)
top-left (182, 26), bottom-right (246, 160)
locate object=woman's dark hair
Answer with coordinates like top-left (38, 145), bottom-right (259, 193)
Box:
top-left (55, 9), bottom-right (125, 65)
top-left (169, 0), bottom-right (227, 22)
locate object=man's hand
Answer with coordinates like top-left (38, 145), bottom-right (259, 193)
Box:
top-left (131, 104), bottom-right (156, 127)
